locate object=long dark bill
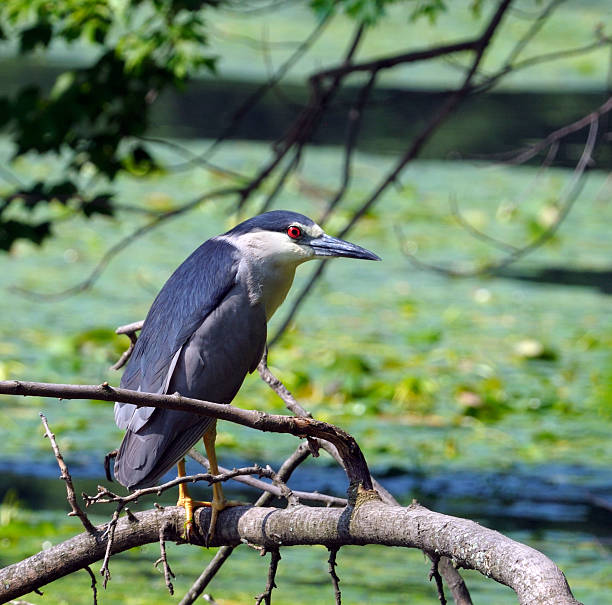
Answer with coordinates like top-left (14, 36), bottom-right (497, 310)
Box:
top-left (309, 234), bottom-right (381, 261)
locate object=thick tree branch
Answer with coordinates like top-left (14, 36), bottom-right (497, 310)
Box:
top-left (0, 502), bottom-right (581, 605)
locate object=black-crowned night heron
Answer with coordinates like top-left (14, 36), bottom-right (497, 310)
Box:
top-left (113, 210), bottom-right (380, 537)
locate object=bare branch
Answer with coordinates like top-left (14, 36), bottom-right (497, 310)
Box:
top-left (328, 548), bottom-right (342, 605)
top-left (39, 413), bottom-right (96, 534)
top-left (0, 501), bottom-right (582, 605)
top-left (501, 0), bottom-right (566, 70)
top-left (155, 523), bottom-right (176, 595)
top-left (310, 39), bottom-right (480, 83)
top-left (428, 553), bottom-right (447, 605)
top-left (402, 112), bottom-right (600, 277)
top-left (11, 186), bottom-right (240, 301)
top-left (258, 148), bottom-right (302, 214)
top-left (178, 546), bottom-right (235, 605)
top-left (0, 379), bottom-right (374, 492)
top-left (272, 0), bottom-right (514, 344)
top-left (110, 331), bottom-right (138, 371)
top-left (84, 566), bottom-right (98, 605)
top-left (320, 69), bottom-right (378, 225)
top-left (496, 95), bottom-right (612, 166)
top-left (473, 37), bottom-right (612, 95)
top-left (99, 508), bottom-right (120, 587)
top-left (138, 136), bottom-right (250, 182)
top-left (255, 549), bottom-right (281, 605)
top-left (84, 465), bottom-right (282, 507)
top-left (257, 348), bottom-right (311, 417)
top-left (188, 450), bottom-right (346, 507)
top-left (115, 320), bottom-right (145, 335)
top-left (449, 194), bottom-right (519, 254)
top-left (439, 557), bottom-right (474, 605)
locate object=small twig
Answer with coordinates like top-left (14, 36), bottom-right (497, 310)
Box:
top-left (496, 95), bottom-right (612, 166)
top-left (138, 136), bottom-right (249, 181)
top-left (100, 508), bottom-right (121, 587)
top-left (111, 320), bottom-right (144, 370)
top-left (257, 349), bottom-right (311, 417)
top-left (328, 548), bottom-right (342, 605)
top-left (400, 114), bottom-right (599, 277)
top-left (449, 194), bottom-right (519, 254)
top-left (39, 413), bottom-right (97, 534)
top-left (189, 450), bottom-right (344, 507)
top-left (320, 69), bottom-right (378, 225)
top-left (255, 549), bottom-right (281, 605)
top-left (155, 523), bottom-right (176, 595)
top-left (115, 320), bottom-right (145, 335)
top-left (84, 466), bottom-right (277, 507)
top-left (438, 557), bottom-right (473, 605)
top-left (502, 0), bottom-right (565, 69)
top-left (428, 553), bottom-right (447, 605)
top-left (258, 149), bottom-right (302, 214)
top-left (11, 186), bottom-right (240, 301)
top-left (84, 566), bottom-right (98, 605)
top-left (110, 332), bottom-right (138, 371)
top-left (178, 546), bottom-right (235, 605)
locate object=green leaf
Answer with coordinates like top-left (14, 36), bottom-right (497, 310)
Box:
top-left (19, 21), bottom-right (53, 53)
top-left (409, 0), bottom-right (447, 24)
top-left (0, 218), bottom-right (51, 251)
top-left (81, 194), bottom-right (115, 217)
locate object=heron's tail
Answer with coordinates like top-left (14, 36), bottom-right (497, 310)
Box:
top-left (114, 409), bottom-right (214, 490)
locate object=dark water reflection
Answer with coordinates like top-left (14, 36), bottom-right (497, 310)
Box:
top-left (2, 457), bottom-right (611, 537)
top-left (1, 59), bottom-right (611, 167)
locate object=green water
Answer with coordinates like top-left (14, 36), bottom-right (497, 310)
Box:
top-left (1, 138), bottom-right (611, 602)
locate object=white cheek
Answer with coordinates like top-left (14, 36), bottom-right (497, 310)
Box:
top-left (234, 231), bottom-right (312, 264)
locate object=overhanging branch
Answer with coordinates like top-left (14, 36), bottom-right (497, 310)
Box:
top-left (0, 379), bottom-right (373, 492)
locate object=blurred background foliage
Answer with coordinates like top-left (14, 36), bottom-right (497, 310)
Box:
top-left (1, 1), bottom-right (612, 603)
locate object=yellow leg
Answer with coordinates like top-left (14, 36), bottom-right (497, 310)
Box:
top-left (203, 420), bottom-right (243, 541)
top-left (176, 458), bottom-right (211, 538)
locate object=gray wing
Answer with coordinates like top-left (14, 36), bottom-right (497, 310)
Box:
top-left (114, 237), bottom-right (239, 432)
top-left (114, 244), bottom-right (267, 489)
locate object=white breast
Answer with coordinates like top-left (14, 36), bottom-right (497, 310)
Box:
top-left (238, 257), bottom-right (296, 321)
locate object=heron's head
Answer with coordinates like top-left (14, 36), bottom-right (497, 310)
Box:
top-left (225, 210), bottom-right (381, 266)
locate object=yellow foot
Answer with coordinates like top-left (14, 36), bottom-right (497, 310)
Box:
top-left (177, 496), bottom-right (212, 539)
top-left (207, 498), bottom-right (246, 545)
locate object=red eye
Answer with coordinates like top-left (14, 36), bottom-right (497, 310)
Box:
top-left (287, 225), bottom-right (302, 239)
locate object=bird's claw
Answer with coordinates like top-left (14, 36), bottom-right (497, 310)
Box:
top-left (205, 498), bottom-right (246, 546)
top-left (177, 496), bottom-right (211, 541)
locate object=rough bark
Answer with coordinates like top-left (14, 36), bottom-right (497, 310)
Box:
top-left (0, 501), bottom-right (581, 605)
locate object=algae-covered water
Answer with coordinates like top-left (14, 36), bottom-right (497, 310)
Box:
top-left (1, 139), bottom-right (611, 603)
